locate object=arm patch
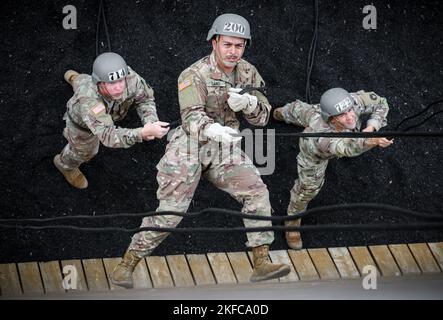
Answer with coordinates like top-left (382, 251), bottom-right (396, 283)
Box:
top-left (178, 79), bottom-right (192, 91)
top-left (91, 103), bottom-right (106, 115)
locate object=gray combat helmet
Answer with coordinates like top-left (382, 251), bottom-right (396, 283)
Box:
top-left (91, 52), bottom-right (129, 84)
top-left (320, 88), bottom-right (354, 122)
top-left (206, 13), bottom-right (251, 45)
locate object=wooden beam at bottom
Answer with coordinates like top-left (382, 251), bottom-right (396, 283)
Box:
top-left (0, 263), bottom-right (22, 296)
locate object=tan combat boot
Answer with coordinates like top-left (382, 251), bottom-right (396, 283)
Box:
top-left (250, 245), bottom-right (291, 282)
top-left (53, 154), bottom-right (88, 189)
top-left (111, 250), bottom-right (142, 289)
top-left (64, 70), bottom-right (79, 87)
top-left (285, 219), bottom-right (303, 250)
top-left (273, 107), bottom-right (285, 122)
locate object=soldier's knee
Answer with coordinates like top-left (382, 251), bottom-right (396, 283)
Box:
top-left (143, 214), bottom-right (182, 229)
top-left (77, 144), bottom-right (99, 161)
top-left (244, 185), bottom-right (271, 211)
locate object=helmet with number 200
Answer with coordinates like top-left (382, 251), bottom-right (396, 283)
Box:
top-left (206, 13), bottom-right (252, 46)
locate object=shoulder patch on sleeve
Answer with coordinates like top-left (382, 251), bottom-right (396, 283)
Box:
top-left (370, 93), bottom-right (378, 100)
top-left (178, 79), bottom-right (192, 92)
top-left (91, 103), bottom-right (106, 115)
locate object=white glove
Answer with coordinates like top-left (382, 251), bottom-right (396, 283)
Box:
top-left (204, 123), bottom-right (242, 144)
top-left (227, 88), bottom-right (258, 114)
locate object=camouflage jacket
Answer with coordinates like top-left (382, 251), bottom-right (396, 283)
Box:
top-left (177, 51), bottom-right (271, 142)
top-left (65, 67), bottom-right (159, 148)
top-left (286, 91), bottom-right (389, 160)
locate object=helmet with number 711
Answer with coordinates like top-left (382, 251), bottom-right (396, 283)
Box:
top-left (91, 52), bottom-right (129, 84)
top-left (206, 13), bottom-right (252, 45)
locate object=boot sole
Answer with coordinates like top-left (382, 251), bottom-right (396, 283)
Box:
top-left (250, 265), bottom-right (291, 282)
top-left (287, 242), bottom-right (303, 250)
top-left (110, 278), bottom-right (134, 289)
top-left (64, 70), bottom-right (79, 86)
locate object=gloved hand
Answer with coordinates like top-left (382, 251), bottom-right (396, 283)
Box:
top-left (227, 88), bottom-right (258, 114)
top-left (204, 123), bottom-right (242, 144)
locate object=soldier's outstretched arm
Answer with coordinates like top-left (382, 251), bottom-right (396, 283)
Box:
top-left (321, 136), bottom-right (374, 158)
top-left (321, 134), bottom-right (393, 158)
top-left (133, 74), bottom-right (159, 125)
top-left (83, 102), bottom-right (144, 148)
top-left (353, 90), bottom-right (389, 131)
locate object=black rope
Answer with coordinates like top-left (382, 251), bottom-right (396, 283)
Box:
top-left (1, 222), bottom-right (442, 234)
top-left (400, 110), bottom-right (443, 132)
top-left (2, 203), bottom-right (442, 225)
top-left (163, 127), bottom-right (443, 138)
top-left (101, 0), bottom-right (112, 52)
top-left (394, 99), bottom-right (443, 131)
top-left (253, 131), bottom-right (443, 138)
top-left (95, 0), bottom-right (102, 57)
top-left (238, 86), bottom-right (267, 96)
top-left (305, 0), bottom-right (319, 103)
top-left (95, 0), bottom-right (112, 56)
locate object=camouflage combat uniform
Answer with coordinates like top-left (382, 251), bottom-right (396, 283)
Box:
top-left (129, 52), bottom-right (274, 256)
top-left (279, 91), bottom-right (389, 215)
top-left (58, 67), bottom-right (159, 170)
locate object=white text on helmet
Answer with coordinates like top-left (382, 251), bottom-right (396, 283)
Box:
top-left (108, 68), bottom-right (127, 82)
top-left (334, 97), bottom-right (353, 113)
top-left (223, 22), bottom-right (246, 35)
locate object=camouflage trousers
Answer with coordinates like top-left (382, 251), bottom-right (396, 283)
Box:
top-left (279, 102), bottom-right (329, 215)
top-left (58, 75), bottom-right (99, 170)
top-left (129, 127), bottom-right (274, 257)
top-left (288, 153), bottom-right (328, 215)
top-left (58, 119), bottom-right (99, 170)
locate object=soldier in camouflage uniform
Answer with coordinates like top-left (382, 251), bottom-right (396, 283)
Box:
top-left (54, 52), bottom-right (169, 189)
top-left (111, 14), bottom-right (291, 288)
top-left (273, 88), bottom-right (393, 249)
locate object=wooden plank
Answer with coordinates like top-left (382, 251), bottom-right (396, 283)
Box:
top-left (132, 258), bottom-right (153, 289)
top-left (388, 244), bottom-right (421, 275)
top-left (269, 250), bottom-right (299, 282)
top-left (145, 256), bottom-right (174, 288)
top-left (166, 255), bottom-right (195, 287)
top-left (308, 248), bottom-right (340, 280)
top-left (428, 242), bottom-right (443, 271)
top-left (82, 259), bottom-right (109, 291)
top-left (207, 253), bottom-right (237, 284)
top-left (348, 246), bottom-right (380, 276)
top-left (61, 260), bottom-right (87, 291)
top-left (227, 252), bottom-right (253, 283)
top-left (328, 248), bottom-right (360, 279)
top-left (39, 261), bottom-right (64, 293)
top-left (369, 245), bottom-right (401, 277)
top-left (17, 262), bottom-right (44, 294)
top-left (247, 251), bottom-right (278, 283)
top-left (288, 249), bottom-right (319, 281)
top-left (408, 243), bottom-right (441, 273)
top-left (186, 254), bottom-right (216, 286)
top-left (103, 258), bottom-right (125, 291)
top-left (0, 263), bottom-right (22, 296)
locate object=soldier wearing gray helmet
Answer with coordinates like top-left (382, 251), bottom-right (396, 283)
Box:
top-left (54, 52), bottom-right (169, 189)
top-left (111, 13), bottom-right (291, 288)
top-left (273, 88), bottom-right (392, 249)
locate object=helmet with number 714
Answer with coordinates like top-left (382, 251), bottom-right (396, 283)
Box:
top-left (91, 52), bottom-right (129, 84)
